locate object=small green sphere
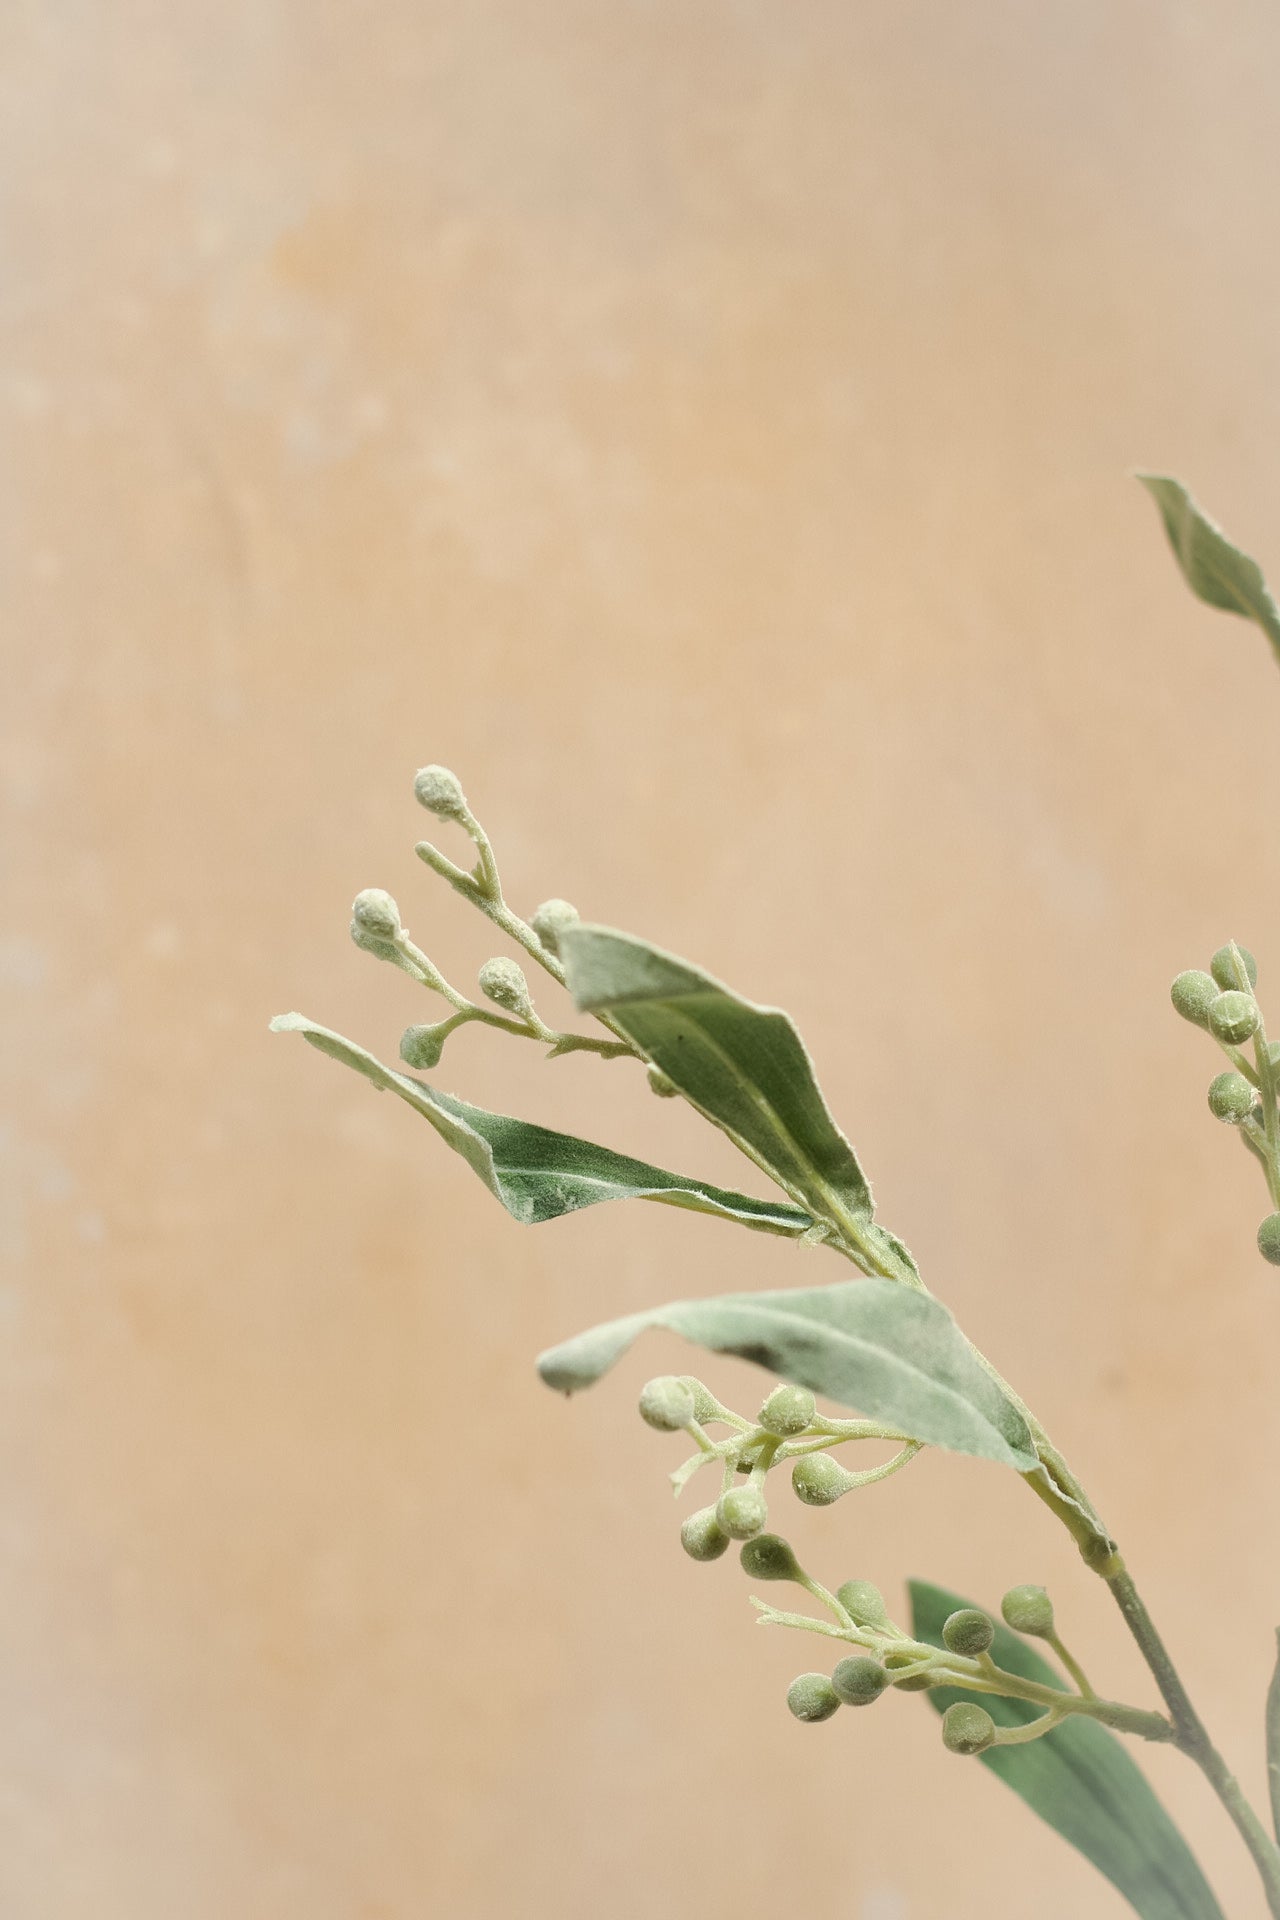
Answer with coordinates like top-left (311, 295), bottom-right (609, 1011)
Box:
top-left (759, 1383), bottom-right (817, 1437)
top-left (530, 898), bottom-right (579, 956)
top-left (717, 1485), bottom-right (768, 1540)
top-left (351, 887), bottom-right (402, 940)
top-left (791, 1455), bottom-right (850, 1506)
top-left (831, 1656), bottom-right (889, 1706)
top-left (942, 1608), bottom-right (995, 1657)
top-left (836, 1580), bottom-right (891, 1630)
top-left (942, 1702), bottom-right (996, 1755)
top-left (399, 1024), bottom-right (445, 1071)
top-left (786, 1673), bottom-right (841, 1723)
top-left (1207, 1071), bottom-right (1255, 1124)
top-left (478, 956), bottom-right (534, 1018)
top-left (1258, 1214), bottom-right (1280, 1266)
top-left (1208, 990), bottom-right (1262, 1046)
top-left (739, 1534), bottom-right (802, 1583)
top-left (639, 1376), bottom-right (696, 1432)
top-left (680, 1506), bottom-right (730, 1562)
top-left (1170, 970), bottom-right (1219, 1027)
top-left (414, 764), bottom-right (469, 820)
top-left (1210, 944), bottom-right (1258, 992)
top-left (884, 1652), bottom-right (935, 1692)
top-left (1001, 1584), bottom-right (1055, 1637)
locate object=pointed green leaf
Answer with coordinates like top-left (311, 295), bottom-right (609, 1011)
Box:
top-left (271, 1013), bottom-right (814, 1234)
top-left (1138, 473), bottom-right (1280, 665)
top-left (559, 925), bottom-right (917, 1284)
top-left (538, 1279), bottom-right (1037, 1468)
top-left (910, 1579), bottom-right (1224, 1920)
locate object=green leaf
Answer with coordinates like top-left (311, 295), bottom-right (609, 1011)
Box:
top-left (1138, 473), bottom-right (1280, 664)
top-left (270, 1013), bottom-right (814, 1234)
top-left (1266, 1627), bottom-right (1280, 1845)
top-left (559, 925), bottom-right (917, 1284)
top-left (910, 1579), bottom-right (1224, 1920)
top-left (537, 1279), bottom-right (1037, 1468)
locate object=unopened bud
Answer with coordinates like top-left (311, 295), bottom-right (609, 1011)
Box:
top-left (1208, 990), bottom-right (1261, 1045)
top-left (639, 1376), bottom-right (696, 1431)
top-left (1170, 970), bottom-right (1218, 1027)
top-left (942, 1609), bottom-right (995, 1657)
top-left (759, 1383), bottom-right (816, 1437)
top-left (786, 1673), bottom-right (841, 1723)
top-left (1258, 1213), bottom-right (1280, 1267)
top-left (836, 1580), bottom-right (891, 1630)
top-left (717, 1485), bottom-right (768, 1540)
top-left (351, 888), bottom-right (401, 941)
top-left (1210, 944), bottom-right (1258, 992)
top-left (350, 919), bottom-right (398, 961)
top-left (646, 1064), bottom-right (679, 1098)
top-left (942, 1702), bottom-right (996, 1755)
top-left (791, 1455), bottom-right (853, 1506)
top-left (680, 1506), bottom-right (730, 1562)
top-left (478, 957), bottom-right (535, 1019)
top-left (884, 1652), bottom-right (935, 1692)
top-left (678, 1376), bottom-right (725, 1424)
top-left (1207, 1071), bottom-right (1255, 1124)
top-left (530, 898), bottom-right (579, 956)
top-left (739, 1534), bottom-right (803, 1583)
top-left (399, 1023), bottom-right (447, 1071)
top-left (1001, 1584), bottom-right (1054, 1637)
top-left (831, 1656), bottom-right (889, 1706)
top-left (413, 764), bottom-right (469, 820)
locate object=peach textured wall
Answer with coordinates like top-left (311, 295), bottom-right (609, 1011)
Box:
top-left (8, 5), bottom-right (1280, 1917)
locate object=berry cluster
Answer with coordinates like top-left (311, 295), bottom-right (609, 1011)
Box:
top-left (1170, 942), bottom-right (1280, 1263)
top-left (637, 1375), bottom-right (1125, 1757)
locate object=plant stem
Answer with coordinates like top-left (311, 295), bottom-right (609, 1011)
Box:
top-left (1103, 1563), bottom-right (1280, 1916)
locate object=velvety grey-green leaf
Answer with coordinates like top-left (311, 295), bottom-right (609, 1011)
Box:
top-left (910, 1580), bottom-right (1224, 1920)
top-left (559, 925), bottom-right (917, 1284)
top-left (538, 1279), bottom-right (1037, 1468)
top-left (270, 1014), bottom-right (813, 1234)
top-left (1139, 473), bottom-right (1280, 664)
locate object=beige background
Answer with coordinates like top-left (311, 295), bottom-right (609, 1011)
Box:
top-left (7, 3), bottom-right (1280, 1916)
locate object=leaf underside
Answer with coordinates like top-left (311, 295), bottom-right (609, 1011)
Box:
top-left (538, 1280), bottom-right (1038, 1468)
top-left (910, 1580), bottom-right (1224, 1920)
top-left (559, 924), bottom-right (918, 1283)
top-left (270, 1014), bottom-right (813, 1235)
top-left (1138, 472), bottom-right (1280, 664)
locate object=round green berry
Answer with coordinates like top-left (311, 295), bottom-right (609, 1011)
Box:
top-left (1258, 1214), bottom-right (1280, 1266)
top-left (1170, 970), bottom-right (1219, 1027)
top-left (414, 764), bottom-right (468, 820)
top-left (1208, 991), bottom-right (1262, 1045)
top-left (639, 1376), bottom-right (696, 1431)
top-left (739, 1534), bottom-right (802, 1583)
top-left (791, 1454), bottom-right (850, 1506)
top-left (942, 1702), bottom-right (996, 1755)
top-left (836, 1580), bottom-right (891, 1630)
top-left (831, 1656), bottom-right (889, 1706)
top-left (716, 1485), bottom-right (768, 1540)
top-left (529, 897), bottom-right (579, 956)
top-left (884, 1652), bottom-right (935, 1692)
top-left (1207, 1071), bottom-right (1255, 1124)
top-left (786, 1673), bottom-right (841, 1723)
top-left (759, 1383), bottom-right (817, 1437)
top-left (942, 1608), bottom-right (995, 1657)
top-left (351, 887), bottom-right (401, 940)
top-left (1001, 1584), bottom-right (1055, 1637)
top-left (478, 957), bottom-right (534, 1018)
top-left (399, 1023), bottom-right (446, 1071)
top-left (1210, 944), bottom-right (1258, 992)
top-left (680, 1506), bottom-right (730, 1562)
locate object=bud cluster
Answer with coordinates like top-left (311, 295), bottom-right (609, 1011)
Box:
top-left (1171, 942), bottom-right (1280, 1263)
top-left (635, 1373), bottom-right (1095, 1754)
